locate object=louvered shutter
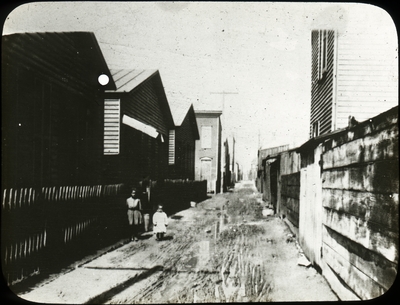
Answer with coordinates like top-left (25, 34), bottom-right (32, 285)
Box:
top-left (104, 99), bottom-right (120, 155)
top-left (169, 129), bottom-right (175, 165)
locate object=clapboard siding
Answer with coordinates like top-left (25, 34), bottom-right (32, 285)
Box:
top-left (335, 31), bottom-right (398, 129)
top-left (310, 30), bottom-right (335, 137)
top-left (124, 79), bottom-right (168, 135)
top-left (310, 28), bottom-right (397, 136)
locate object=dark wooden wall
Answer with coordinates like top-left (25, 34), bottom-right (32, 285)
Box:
top-left (173, 110), bottom-right (198, 180)
top-left (2, 33), bottom-right (110, 189)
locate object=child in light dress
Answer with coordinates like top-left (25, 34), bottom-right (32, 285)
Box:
top-left (152, 205), bottom-right (168, 241)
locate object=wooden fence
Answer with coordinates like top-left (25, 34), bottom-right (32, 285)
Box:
top-left (259, 106), bottom-right (398, 300)
top-left (2, 179), bottom-right (207, 287)
top-left (319, 110), bottom-right (399, 300)
top-left (1, 184), bottom-right (124, 286)
top-left (278, 150), bottom-right (301, 228)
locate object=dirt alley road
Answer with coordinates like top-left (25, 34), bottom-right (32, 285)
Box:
top-left (17, 180), bottom-right (338, 303)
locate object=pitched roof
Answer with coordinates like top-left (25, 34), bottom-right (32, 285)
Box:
top-left (105, 69), bottom-right (175, 130)
top-left (106, 69), bottom-right (158, 93)
top-left (165, 91), bottom-right (193, 126)
top-left (2, 31), bottom-right (116, 91)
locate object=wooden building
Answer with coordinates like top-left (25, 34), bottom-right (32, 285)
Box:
top-left (2, 32), bottom-right (115, 189)
top-left (257, 144), bottom-right (289, 196)
top-left (194, 110), bottom-right (222, 194)
top-left (1, 32), bottom-right (123, 285)
top-left (168, 104), bottom-right (199, 180)
top-left (310, 29), bottom-right (397, 138)
top-left (103, 69), bottom-right (175, 186)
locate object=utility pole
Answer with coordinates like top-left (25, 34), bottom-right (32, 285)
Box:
top-left (210, 91), bottom-right (238, 113)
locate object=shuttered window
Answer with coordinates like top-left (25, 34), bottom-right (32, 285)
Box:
top-left (169, 129), bottom-right (175, 164)
top-left (104, 99), bottom-right (120, 155)
top-left (319, 30), bottom-right (328, 79)
top-left (312, 120), bottom-right (320, 138)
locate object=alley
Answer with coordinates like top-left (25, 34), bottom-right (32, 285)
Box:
top-left (18, 181), bottom-right (337, 303)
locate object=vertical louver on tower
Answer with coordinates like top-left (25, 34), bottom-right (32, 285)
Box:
top-left (169, 129), bottom-right (175, 164)
top-left (104, 99), bottom-right (120, 155)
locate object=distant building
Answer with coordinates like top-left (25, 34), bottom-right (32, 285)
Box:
top-left (256, 144), bottom-right (290, 205)
top-left (103, 69), bottom-right (175, 185)
top-left (194, 110), bottom-right (222, 193)
top-left (223, 135), bottom-right (236, 191)
top-left (310, 29), bottom-right (398, 137)
top-left (169, 104), bottom-right (199, 180)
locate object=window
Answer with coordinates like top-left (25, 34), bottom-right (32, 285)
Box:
top-left (312, 120), bottom-right (320, 138)
top-left (319, 30), bottom-right (328, 79)
top-left (201, 126), bottom-right (212, 149)
top-left (168, 129), bottom-right (175, 165)
top-left (104, 99), bottom-right (120, 155)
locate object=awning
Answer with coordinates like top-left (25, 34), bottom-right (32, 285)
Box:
top-left (122, 114), bottom-right (159, 138)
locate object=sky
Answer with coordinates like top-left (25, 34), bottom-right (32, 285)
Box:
top-left (2, 2), bottom-right (398, 174)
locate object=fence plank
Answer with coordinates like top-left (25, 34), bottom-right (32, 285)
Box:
top-left (13, 189), bottom-right (18, 209)
top-left (28, 188), bottom-right (32, 205)
top-left (322, 159), bottom-right (399, 193)
top-left (323, 225), bottom-right (396, 290)
top-left (324, 243), bottom-right (386, 299)
top-left (322, 189), bottom-right (399, 231)
top-left (324, 208), bottom-right (398, 263)
top-left (322, 124), bottom-right (398, 169)
top-left (18, 189), bottom-right (22, 208)
top-left (2, 189), bottom-right (6, 209)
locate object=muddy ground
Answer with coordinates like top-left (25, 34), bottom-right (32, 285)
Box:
top-left (17, 181), bottom-right (338, 303)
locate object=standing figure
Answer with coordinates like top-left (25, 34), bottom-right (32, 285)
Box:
top-left (126, 188), bottom-right (142, 241)
top-left (152, 205), bottom-right (168, 241)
